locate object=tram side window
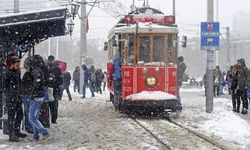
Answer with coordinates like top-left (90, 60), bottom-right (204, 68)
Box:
top-left (139, 36), bottom-right (150, 63)
top-left (168, 34), bottom-right (174, 62)
top-left (153, 36), bottom-right (164, 62)
top-left (128, 34), bottom-right (134, 64)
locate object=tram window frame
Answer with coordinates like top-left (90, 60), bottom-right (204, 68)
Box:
top-left (127, 34), bottom-right (135, 64)
top-left (167, 33), bottom-right (177, 64)
top-left (153, 36), bottom-right (164, 62)
top-left (138, 36), bottom-right (150, 64)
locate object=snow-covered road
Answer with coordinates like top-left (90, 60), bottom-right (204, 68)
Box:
top-left (0, 88), bottom-right (250, 150)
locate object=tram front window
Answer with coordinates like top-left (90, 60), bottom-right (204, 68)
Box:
top-left (153, 36), bottom-right (164, 62)
top-left (128, 34), bottom-right (134, 64)
top-left (139, 36), bottom-right (150, 63)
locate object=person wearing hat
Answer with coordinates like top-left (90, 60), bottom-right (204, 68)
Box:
top-left (47, 55), bottom-right (63, 124)
top-left (5, 55), bottom-right (27, 142)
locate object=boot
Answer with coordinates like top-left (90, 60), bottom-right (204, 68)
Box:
top-left (232, 107), bottom-right (236, 112)
top-left (16, 131), bottom-right (28, 138)
top-left (241, 108), bottom-right (248, 115)
top-left (9, 132), bottom-right (19, 142)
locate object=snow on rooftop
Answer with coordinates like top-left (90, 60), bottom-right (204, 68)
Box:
top-left (126, 91), bottom-right (177, 100)
top-left (0, 6), bottom-right (66, 18)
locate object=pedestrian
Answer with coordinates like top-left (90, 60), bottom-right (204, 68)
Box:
top-left (236, 58), bottom-right (249, 114)
top-left (73, 66), bottom-right (80, 93)
top-left (113, 52), bottom-right (122, 111)
top-left (62, 70), bottom-right (72, 101)
top-left (5, 55), bottom-right (27, 142)
top-left (33, 55), bottom-right (50, 128)
top-left (213, 66), bottom-right (222, 96)
top-left (103, 71), bottom-right (107, 91)
top-left (95, 69), bottom-right (103, 94)
top-left (231, 64), bottom-right (241, 113)
top-left (177, 56), bottom-right (186, 110)
top-left (90, 65), bottom-right (96, 92)
top-left (24, 56), bottom-right (50, 142)
top-left (47, 55), bottom-right (63, 124)
top-left (21, 62), bottom-right (34, 134)
top-left (81, 64), bottom-right (95, 98)
top-left (226, 66), bottom-right (233, 95)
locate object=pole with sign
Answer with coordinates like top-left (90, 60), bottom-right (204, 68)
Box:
top-left (201, 0), bottom-right (220, 113)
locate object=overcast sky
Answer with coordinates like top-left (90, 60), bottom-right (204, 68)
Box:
top-left (1, 0), bottom-right (250, 39)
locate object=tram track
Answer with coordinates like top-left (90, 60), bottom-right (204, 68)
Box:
top-left (129, 115), bottom-right (230, 150)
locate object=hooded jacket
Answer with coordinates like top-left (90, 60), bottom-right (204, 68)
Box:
top-left (113, 54), bottom-right (121, 80)
top-left (237, 58), bottom-right (249, 90)
top-left (25, 57), bottom-right (45, 99)
top-left (82, 64), bottom-right (91, 83)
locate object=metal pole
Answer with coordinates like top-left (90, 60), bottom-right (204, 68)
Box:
top-left (14, 0), bottom-right (19, 13)
top-left (56, 37), bottom-right (59, 60)
top-left (206, 0), bottom-right (214, 113)
top-left (48, 38), bottom-right (51, 56)
top-left (215, 0), bottom-right (219, 66)
top-left (226, 27), bottom-right (230, 70)
top-left (173, 0), bottom-right (176, 17)
top-left (79, 0), bottom-right (87, 95)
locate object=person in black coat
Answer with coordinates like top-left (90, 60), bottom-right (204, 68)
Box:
top-left (5, 56), bottom-right (27, 142)
top-left (24, 56), bottom-right (49, 141)
top-left (21, 64), bottom-right (33, 133)
top-left (47, 55), bottom-right (63, 124)
top-left (62, 70), bottom-right (72, 101)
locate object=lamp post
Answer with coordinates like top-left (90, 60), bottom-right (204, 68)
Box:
top-left (67, 21), bottom-right (75, 36)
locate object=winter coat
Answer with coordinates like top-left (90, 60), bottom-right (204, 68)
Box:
top-left (24, 56), bottom-right (45, 99)
top-left (247, 83), bottom-right (250, 98)
top-left (4, 68), bottom-right (21, 101)
top-left (113, 54), bottom-right (121, 80)
top-left (213, 68), bottom-right (222, 86)
top-left (30, 67), bottom-right (45, 99)
top-left (96, 70), bottom-right (104, 82)
top-left (73, 70), bottom-right (80, 81)
top-left (63, 71), bottom-right (71, 87)
top-left (47, 64), bottom-right (63, 89)
top-left (82, 64), bottom-right (91, 83)
top-left (177, 61), bottom-right (186, 86)
top-left (237, 58), bottom-right (249, 90)
top-left (21, 71), bottom-right (33, 96)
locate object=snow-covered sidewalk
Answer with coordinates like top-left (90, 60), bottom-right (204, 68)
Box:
top-left (179, 88), bottom-right (250, 150)
top-left (0, 90), bottom-right (163, 150)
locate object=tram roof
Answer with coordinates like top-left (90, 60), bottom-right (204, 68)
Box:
top-left (108, 23), bottom-right (178, 39)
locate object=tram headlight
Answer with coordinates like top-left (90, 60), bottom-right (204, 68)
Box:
top-left (146, 76), bottom-right (157, 87)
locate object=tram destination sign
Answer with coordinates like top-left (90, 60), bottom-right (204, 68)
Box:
top-left (200, 22), bottom-right (220, 50)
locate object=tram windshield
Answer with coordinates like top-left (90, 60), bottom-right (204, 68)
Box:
top-left (139, 36), bottom-right (150, 63)
top-left (153, 36), bottom-right (164, 62)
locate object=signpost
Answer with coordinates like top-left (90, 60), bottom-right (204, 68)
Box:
top-left (201, 9), bottom-right (220, 112)
top-left (201, 22), bottom-right (220, 51)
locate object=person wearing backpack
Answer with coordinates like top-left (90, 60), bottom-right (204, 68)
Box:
top-left (47, 55), bottom-right (63, 124)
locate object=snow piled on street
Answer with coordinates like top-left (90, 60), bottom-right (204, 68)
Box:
top-left (180, 88), bottom-right (250, 149)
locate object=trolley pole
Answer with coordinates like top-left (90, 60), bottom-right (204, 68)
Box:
top-left (226, 27), bottom-right (230, 70)
top-left (206, 0), bottom-right (214, 113)
top-left (79, 0), bottom-right (87, 94)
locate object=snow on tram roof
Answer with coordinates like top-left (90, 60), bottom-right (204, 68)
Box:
top-left (108, 22), bottom-right (178, 38)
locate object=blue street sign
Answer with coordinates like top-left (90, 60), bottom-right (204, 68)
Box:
top-left (201, 22), bottom-right (220, 50)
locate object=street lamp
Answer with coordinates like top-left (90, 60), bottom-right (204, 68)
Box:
top-left (67, 21), bottom-right (75, 36)
top-left (70, 2), bottom-right (80, 19)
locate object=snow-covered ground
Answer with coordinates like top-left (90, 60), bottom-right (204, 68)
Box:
top-left (0, 87), bottom-right (250, 150)
top-left (180, 88), bottom-right (250, 150)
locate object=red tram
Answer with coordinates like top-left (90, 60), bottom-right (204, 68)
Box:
top-left (106, 7), bottom-right (180, 113)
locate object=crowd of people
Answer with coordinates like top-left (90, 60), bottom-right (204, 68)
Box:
top-left (203, 58), bottom-right (250, 115)
top-left (3, 53), bottom-right (108, 143)
top-left (4, 54), bottom-right (63, 142)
